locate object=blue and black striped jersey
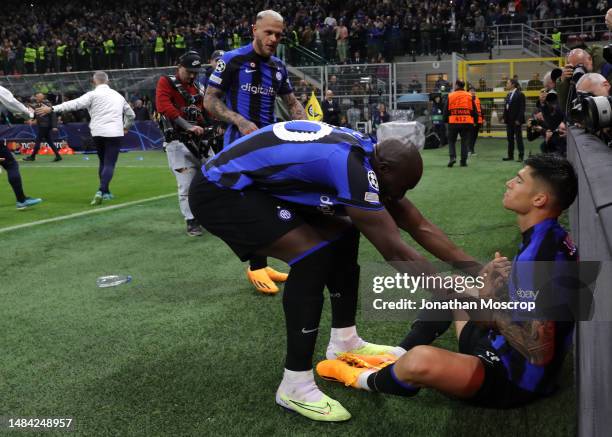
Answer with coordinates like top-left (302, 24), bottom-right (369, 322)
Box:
top-left (201, 120), bottom-right (384, 215)
top-left (488, 218), bottom-right (578, 394)
top-left (207, 43), bottom-right (293, 146)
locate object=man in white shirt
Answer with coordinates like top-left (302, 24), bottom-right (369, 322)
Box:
top-left (36, 71), bottom-right (135, 205)
top-left (0, 85), bottom-right (43, 209)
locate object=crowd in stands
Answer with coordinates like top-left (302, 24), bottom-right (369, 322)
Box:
top-left (1, 0), bottom-right (611, 76)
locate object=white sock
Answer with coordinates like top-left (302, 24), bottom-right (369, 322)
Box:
top-left (327, 326), bottom-right (366, 357)
top-left (390, 346), bottom-right (408, 358)
top-left (277, 369), bottom-right (323, 402)
top-left (356, 370), bottom-right (375, 391)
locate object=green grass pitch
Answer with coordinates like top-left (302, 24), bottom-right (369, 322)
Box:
top-left (0, 139), bottom-right (575, 436)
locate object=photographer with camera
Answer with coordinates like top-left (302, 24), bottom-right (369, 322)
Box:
top-left (557, 49), bottom-right (592, 116)
top-left (569, 73), bottom-right (612, 146)
top-left (156, 51), bottom-right (211, 237)
top-left (556, 7), bottom-right (612, 114)
top-left (527, 88), bottom-right (565, 155)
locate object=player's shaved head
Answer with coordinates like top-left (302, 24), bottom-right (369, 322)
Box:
top-left (373, 139), bottom-right (423, 202)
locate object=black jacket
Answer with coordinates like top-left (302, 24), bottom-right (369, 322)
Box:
top-left (322, 99), bottom-right (340, 125)
top-left (503, 89), bottom-right (526, 124)
top-left (34, 100), bottom-right (57, 128)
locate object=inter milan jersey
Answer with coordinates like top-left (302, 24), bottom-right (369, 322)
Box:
top-left (201, 120), bottom-right (384, 215)
top-left (488, 218), bottom-right (578, 394)
top-left (207, 44), bottom-right (293, 146)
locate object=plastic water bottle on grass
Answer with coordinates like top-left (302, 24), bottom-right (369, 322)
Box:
top-left (96, 275), bottom-right (132, 288)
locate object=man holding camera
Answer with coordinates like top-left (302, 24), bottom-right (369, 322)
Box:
top-left (527, 88), bottom-right (565, 155)
top-left (557, 49), bottom-right (593, 115)
top-left (557, 10), bottom-right (612, 113)
top-left (156, 51), bottom-right (210, 237)
top-left (572, 73), bottom-right (612, 143)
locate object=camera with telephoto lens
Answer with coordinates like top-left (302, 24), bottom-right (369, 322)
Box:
top-left (570, 92), bottom-right (612, 135)
top-left (545, 88), bottom-right (558, 104)
top-left (571, 64), bottom-right (587, 83)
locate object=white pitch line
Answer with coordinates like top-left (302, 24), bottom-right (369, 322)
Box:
top-left (19, 165), bottom-right (168, 169)
top-left (0, 193), bottom-right (176, 233)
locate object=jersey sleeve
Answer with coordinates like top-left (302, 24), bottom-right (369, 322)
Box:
top-left (328, 148), bottom-right (383, 210)
top-left (277, 63), bottom-right (293, 95)
top-left (207, 53), bottom-right (234, 92)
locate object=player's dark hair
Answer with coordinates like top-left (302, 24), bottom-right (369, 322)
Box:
top-left (455, 80), bottom-right (465, 89)
top-left (509, 78), bottom-right (520, 89)
top-left (524, 154), bottom-right (578, 211)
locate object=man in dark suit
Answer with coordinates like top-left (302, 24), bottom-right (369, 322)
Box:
top-left (502, 78), bottom-right (525, 162)
top-left (23, 93), bottom-right (62, 162)
top-left (322, 89), bottom-right (341, 125)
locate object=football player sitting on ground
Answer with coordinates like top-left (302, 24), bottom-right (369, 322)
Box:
top-left (317, 154), bottom-right (580, 409)
top-left (189, 120), bottom-right (504, 421)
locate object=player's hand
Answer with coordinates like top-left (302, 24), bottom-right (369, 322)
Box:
top-left (480, 251), bottom-right (511, 281)
top-left (0, 157), bottom-right (5, 162)
top-left (52, 127), bottom-right (59, 132)
top-left (515, 120), bottom-right (521, 126)
top-left (606, 8), bottom-right (612, 30)
top-left (561, 64), bottom-right (574, 81)
top-left (123, 129), bottom-right (129, 135)
top-left (188, 125), bottom-right (204, 136)
top-left (545, 130), bottom-right (553, 141)
top-left (237, 119), bottom-right (258, 136)
top-left (35, 105), bottom-right (52, 116)
top-left (479, 253), bottom-right (509, 300)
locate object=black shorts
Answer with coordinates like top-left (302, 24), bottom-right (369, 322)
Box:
top-left (188, 170), bottom-right (305, 261)
top-left (459, 321), bottom-right (540, 408)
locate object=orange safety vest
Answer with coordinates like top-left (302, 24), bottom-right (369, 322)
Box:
top-left (474, 96), bottom-right (483, 125)
top-left (447, 90), bottom-right (476, 124)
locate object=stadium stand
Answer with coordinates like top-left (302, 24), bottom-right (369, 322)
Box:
top-left (1, 0), bottom-right (611, 75)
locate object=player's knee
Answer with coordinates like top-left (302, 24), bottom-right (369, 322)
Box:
top-left (398, 345), bottom-right (437, 381)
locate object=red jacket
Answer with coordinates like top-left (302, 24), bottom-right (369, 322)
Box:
top-left (155, 74), bottom-right (204, 121)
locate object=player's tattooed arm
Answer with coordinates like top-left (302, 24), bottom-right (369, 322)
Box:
top-left (282, 92), bottom-right (307, 120)
top-left (492, 312), bottom-right (556, 366)
top-left (204, 87), bottom-right (257, 134)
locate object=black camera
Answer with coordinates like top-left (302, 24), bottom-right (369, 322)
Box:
top-left (572, 64), bottom-right (587, 83)
top-left (545, 88), bottom-right (558, 104)
top-left (551, 68), bottom-right (563, 82)
top-left (603, 44), bottom-right (612, 64)
top-left (184, 105), bottom-right (203, 123)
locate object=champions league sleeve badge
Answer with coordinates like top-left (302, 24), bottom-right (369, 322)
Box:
top-left (367, 170), bottom-right (379, 191)
top-left (277, 206), bottom-right (293, 221)
top-left (215, 59), bottom-right (226, 73)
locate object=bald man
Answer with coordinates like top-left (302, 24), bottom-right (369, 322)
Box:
top-left (556, 9), bottom-right (612, 111)
top-left (189, 120), bottom-right (490, 421)
top-left (204, 9), bottom-right (306, 293)
top-left (576, 72), bottom-right (611, 97)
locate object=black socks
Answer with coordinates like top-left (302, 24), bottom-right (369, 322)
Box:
top-left (283, 243), bottom-right (334, 371)
top-left (367, 364), bottom-right (420, 397)
top-left (249, 255), bottom-right (268, 271)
